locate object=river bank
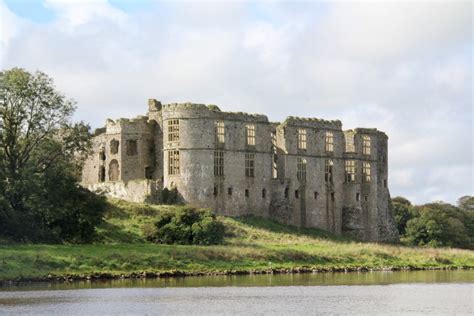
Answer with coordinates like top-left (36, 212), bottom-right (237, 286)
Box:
top-left (1, 264), bottom-right (472, 286)
top-left (1, 200), bottom-right (473, 284)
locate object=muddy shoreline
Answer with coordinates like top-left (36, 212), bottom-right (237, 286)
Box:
top-left (1, 265), bottom-right (471, 286)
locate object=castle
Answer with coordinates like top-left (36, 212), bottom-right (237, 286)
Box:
top-left (81, 99), bottom-right (398, 242)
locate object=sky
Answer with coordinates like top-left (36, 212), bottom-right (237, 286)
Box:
top-left (0, 0), bottom-right (472, 204)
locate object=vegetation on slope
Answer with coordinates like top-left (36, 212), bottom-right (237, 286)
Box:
top-left (0, 199), bottom-right (473, 281)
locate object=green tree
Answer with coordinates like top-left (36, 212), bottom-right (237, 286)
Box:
top-left (0, 68), bottom-right (105, 242)
top-left (458, 196), bottom-right (474, 212)
top-left (404, 202), bottom-right (473, 249)
top-left (391, 196), bottom-right (415, 235)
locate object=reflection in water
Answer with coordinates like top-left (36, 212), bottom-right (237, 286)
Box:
top-left (1, 269), bottom-right (473, 292)
top-left (0, 271), bottom-right (473, 315)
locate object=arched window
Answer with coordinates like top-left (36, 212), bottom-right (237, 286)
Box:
top-left (109, 159), bottom-right (120, 181)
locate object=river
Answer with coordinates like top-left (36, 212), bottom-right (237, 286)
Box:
top-left (1, 270), bottom-right (473, 315)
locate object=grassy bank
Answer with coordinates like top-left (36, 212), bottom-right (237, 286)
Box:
top-left (0, 199), bottom-right (473, 282)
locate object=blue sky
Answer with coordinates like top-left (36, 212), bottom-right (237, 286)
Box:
top-left (0, 0), bottom-right (472, 204)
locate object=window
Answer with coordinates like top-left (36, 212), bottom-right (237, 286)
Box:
top-left (98, 166), bottom-right (105, 182)
top-left (284, 187), bottom-right (289, 198)
top-left (228, 187), bottom-right (233, 195)
top-left (109, 159), bottom-right (119, 181)
top-left (295, 190), bottom-right (299, 199)
top-left (356, 193), bottom-right (360, 201)
top-left (245, 153), bottom-right (255, 177)
top-left (331, 192), bottom-right (335, 201)
top-left (384, 179), bottom-right (387, 188)
top-left (325, 159), bottom-right (333, 183)
top-left (246, 124), bottom-right (256, 146)
top-left (297, 129), bottom-right (307, 150)
top-left (168, 119), bottom-right (180, 142)
top-left (168, 150), bottom-right (180, 175)
top-left (363, 135), bottom-right (371, 155)
top-left (213, 186), bottom-right (218, 196)
top-left (297, 157), bottom-right (307, 181)
top-left (345, 160), bottom-right (356, 183)
top-left (99, 147), bottom-right (106, 161)
top-left (364, 195), bottom-right (368, 202)
top-left (345, 133), bottom-right (355, 152)
top-left (215, 121), bottom-right (225, 144)
top-left (245, 189), bottom-right (249, 197)
top-left (214, 151), bottom-right (224, 176)
top-left (314, 192), bottom-right (318, 200)
top-left (363, 161), bottom-right (371, 182)
top-left (126, 139), bottom-right (138, 156)
top-left (262, 189), bottom-right (266, 198)
top-left (110, 139), bottom-right (119, 154)
top-left (145, 166), bottom-right (153, 179)
top-left (325, 131), bottom-right (334, 152)
top-left (271, 132), bottom-right (278, 179)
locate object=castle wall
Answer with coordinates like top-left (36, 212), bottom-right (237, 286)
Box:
top-left (81, 100), bottom-right (399, 243)
top-left (161, 104), bottom-right (272, 217)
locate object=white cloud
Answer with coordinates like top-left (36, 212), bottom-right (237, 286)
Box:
top-left (0, 0), bottom-right (472, 204)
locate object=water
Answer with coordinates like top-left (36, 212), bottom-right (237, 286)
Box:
top-left (1, 270), bottom-right (473, 315)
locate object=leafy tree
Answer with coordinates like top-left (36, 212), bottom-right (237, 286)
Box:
top-left (458, 196), bottom-right (474, 212)
top-left (404, 203), bottom-right (473, 249)
top-left (391, 197), bottom-right (415, 235)
top-left (391, 196), bottom-right (412, 206)
top-left (0, 68), bottom-right (105, 242)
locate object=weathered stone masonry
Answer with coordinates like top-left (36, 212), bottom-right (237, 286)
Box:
top-left (81, 99), bottom-right (398, 242)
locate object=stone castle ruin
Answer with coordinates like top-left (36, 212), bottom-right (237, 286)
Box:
top-left (82, 99), bottom-right (398, 242)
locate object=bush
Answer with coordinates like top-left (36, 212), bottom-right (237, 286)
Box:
top-left (147, 207), bottom-right (225, 245)
top-left (159, 187), bottom-right (179, 204)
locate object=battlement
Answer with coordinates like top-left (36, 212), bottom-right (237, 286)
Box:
top-left (161, 102), bottom-right (269, 123)
top-left (349, 128), bottom-right (388, 139)
top-left (281, 116), bottom-right (342, 130)
top-left (105, 116), bottom-right (154, 134)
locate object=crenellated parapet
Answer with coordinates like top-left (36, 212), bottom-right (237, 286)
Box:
top-left (161, 102), bottom-right (269, 123)
top-left (105, 116), bottom-right (154, 135)
top-left (281, 116), bottom-right (342, 130)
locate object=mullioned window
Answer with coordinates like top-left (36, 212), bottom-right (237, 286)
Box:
top-left (245, 153), bottom-right (255, 177)
top-left (325, 131), bottom-right (334, 152)
top-left (297, 129), bottom-right (307, 150)
top-left (168, 119), bottom-right (180, 142)
top-left (168, 150), bottom-right (180, 175)
top-left (345, 160), bottom-right (356, 182)
top-left (214, 151), bottom-right (224, 176)
top-left (297, 157), bottom-right (307, 181)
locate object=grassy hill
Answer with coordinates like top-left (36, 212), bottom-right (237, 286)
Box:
top-left (0, 199), bottom-right (473, 282)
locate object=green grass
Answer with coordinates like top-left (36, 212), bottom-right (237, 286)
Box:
top-left (0, 199), bottom-right (473, 281)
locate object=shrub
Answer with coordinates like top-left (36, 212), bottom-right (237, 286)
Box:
top-left (148, 207), bottom-right (225, 245)
top-left (159, 187), bottom-right (179, 204)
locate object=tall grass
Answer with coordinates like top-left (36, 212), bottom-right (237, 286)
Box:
top-left (0, 199), bottom-right (473, 281)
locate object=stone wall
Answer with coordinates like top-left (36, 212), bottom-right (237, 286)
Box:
top-left (81, 99), bottom-right (399, 243)
top-left (86, 180), bottom-right (162, 203)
